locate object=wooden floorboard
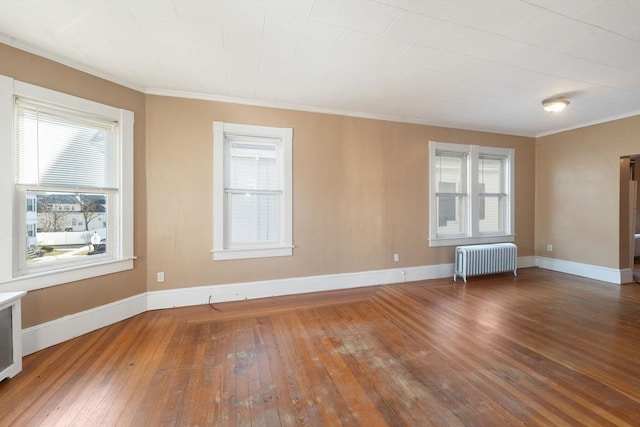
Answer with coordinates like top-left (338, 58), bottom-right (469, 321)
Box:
top-left (1, 268), bottom-right (639, 426)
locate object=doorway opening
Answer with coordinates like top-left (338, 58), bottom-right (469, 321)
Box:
top-left (629, 156), bottom-right (639, 283)
top-left (620, 155), bottom-right (639, 284)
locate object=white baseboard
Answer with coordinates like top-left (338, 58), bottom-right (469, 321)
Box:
top-left (17, 255), bottom-right (548, 356)
top-left (518, 256), bottom-right (537, 269)
top-left (620, 268), bottom-right (634, 284)
top-left (147, 263), bottom-right (456, 310)
top-left (535, 256), bottom-right (630, 284)
top-left (21, 293), bottom-right (147, 356)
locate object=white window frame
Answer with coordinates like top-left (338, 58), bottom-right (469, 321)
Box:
top-left (429, 141), bottom-right (515, 247)
top-left (213, 121), bottom-right (293, 261)
top-left (0, 75), bottom-right (134, 292)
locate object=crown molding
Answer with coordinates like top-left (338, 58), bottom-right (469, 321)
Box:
top-left (535, 110), bottom-right (640, 138)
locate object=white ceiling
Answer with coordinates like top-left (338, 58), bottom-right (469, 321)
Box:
top-left (1, 0), bottom-right (639, 137)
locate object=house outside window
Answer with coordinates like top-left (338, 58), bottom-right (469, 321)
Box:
top-left (0, 75), bottom-right (134, 291)
top-left (213, 122), bottom-right (293, 260)
top-left (26, 197), bottom-right (35, 212)
top-left (429, 141), bottom-right (514, 247)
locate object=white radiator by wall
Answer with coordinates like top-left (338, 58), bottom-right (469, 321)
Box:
top-left (454, 243), bottom-right (517, 282)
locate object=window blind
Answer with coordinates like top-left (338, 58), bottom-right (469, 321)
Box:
top-left (15, 99), bottom-right (118, 189)
top-left (227, 139), bottom-right (278, 190)
top-left (225, 136), bottom-right (281, 246)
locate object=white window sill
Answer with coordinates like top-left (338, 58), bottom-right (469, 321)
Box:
top-left (0, 258), bottom-right (135, 292)
top-left (212, 246), bottom-right (293, 261)
top-left (429, 235), bottom-right (515, 247)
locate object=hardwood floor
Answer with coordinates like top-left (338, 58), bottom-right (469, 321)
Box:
top-left (1, 268), bottom-right (639, 426)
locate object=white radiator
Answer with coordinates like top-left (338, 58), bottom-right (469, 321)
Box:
top-left (454, 243), bottom-right (517, 282)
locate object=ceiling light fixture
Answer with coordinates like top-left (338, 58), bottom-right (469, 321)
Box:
top-left (542, 97), bottom-right (569, 113)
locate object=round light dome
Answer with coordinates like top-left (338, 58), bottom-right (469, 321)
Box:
top-left (542, 97), bottom-right (569, 113)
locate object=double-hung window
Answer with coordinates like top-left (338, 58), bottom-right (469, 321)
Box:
top-left (429, 141), bottom-right (514, 247)
top-left (0, 75), bottom-right (134, 291)
top-left (213, 122), bottom-right (293, 260)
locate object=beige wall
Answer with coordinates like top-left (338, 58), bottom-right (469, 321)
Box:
top-left (1, 43), bottom-right (537, 330)
top-left (0, 44), bottom-right (148, 327)
top-left (146, 95), bottom-right (535, 291)
top-left (535, 115), bottom-right (640, 269)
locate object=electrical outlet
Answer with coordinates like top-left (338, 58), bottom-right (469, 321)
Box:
top-left (157, 272), bottom-right (165, 282)
top-left (547, 244), bottom-right (553, 252)
top-left (393, 253), bottom-right (399, 262)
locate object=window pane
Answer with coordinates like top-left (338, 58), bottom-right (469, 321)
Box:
top-left (479, 195), bottom-right (504, 233)
top-left (438, 183), bottom-right (456, 226)
top-left (436, 195), bottom-right (465, 235)
top-left (435, 153), bottom-right (466, 193)
top-left (479, 156), bottom-right (503, 193)
top-left (228, 141), bottom-right (278, 190)
top-left (227, 193), bottom-right (279, 246)
top-left (26, 191), bottom-right (108, 264)
top-left (16, 105), bottom-right (114, 188)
